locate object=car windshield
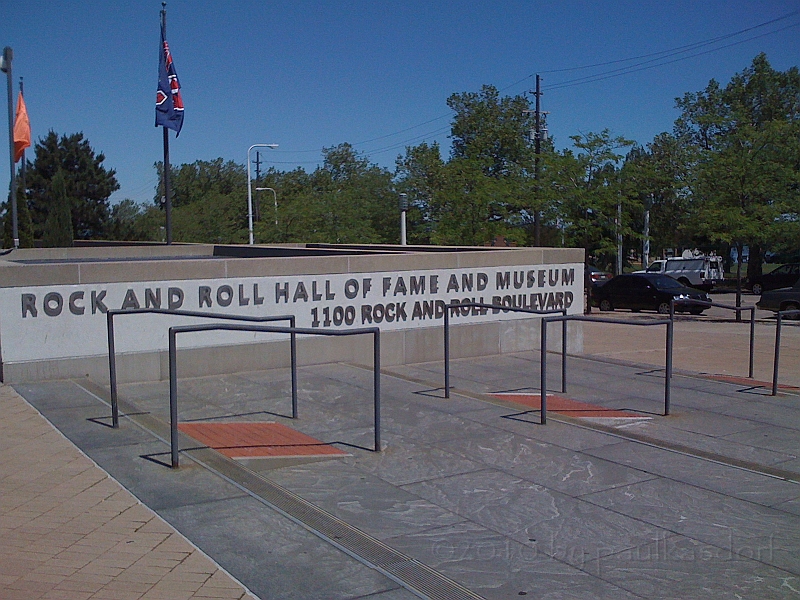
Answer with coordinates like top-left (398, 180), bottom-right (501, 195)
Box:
top-left (650, 275), bottom-right (684, 290)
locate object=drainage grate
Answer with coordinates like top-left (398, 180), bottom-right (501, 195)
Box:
top-left (188, 445), bottom-right (485, 600)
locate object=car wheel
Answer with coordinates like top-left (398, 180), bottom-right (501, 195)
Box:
top-left (657, 302), bottom-right (671, 315)
top-left (783, 302), bottom-right (800, 320)
top-left (751, 283), bottom-right (762, 295)
top-left (678, 278), bottom-right (691, 287)
top-left (690, 308), bottom-right (704, 315)
top-left (599, 299), bottom-right (613, 311)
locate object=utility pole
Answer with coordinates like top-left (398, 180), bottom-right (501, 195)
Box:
top-left (533, 74), bottom-right (542, 247)
top-left (253, 151), bottom-right (262, 222)
top-left (643, 194), bottom-right (651, 268)
top-left (254, 151), bottom-right (262, 181)
top-left (616, 198), bottom-right (623, 275)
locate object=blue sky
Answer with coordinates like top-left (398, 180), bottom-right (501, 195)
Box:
top-left (3, 1), bottom-right (799, 207)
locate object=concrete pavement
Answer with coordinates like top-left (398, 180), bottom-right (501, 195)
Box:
top-left (0, 384), bottom-right (257, 600)
top-left (3, 310), bottom-right (800, 599)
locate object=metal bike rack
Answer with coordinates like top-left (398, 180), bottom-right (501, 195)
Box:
top-left (670, 299), bottom-right (757, 379)
top-left (442, 302), bottom-right (567, 399)
top-left (772, 309), bottom-right (800, 396)
top-left (106, 309), bottom-right (296, 428)
top-left (168, 322), bottom-right (382, 468)
top-left (541, 315), bottom-right (674, 424)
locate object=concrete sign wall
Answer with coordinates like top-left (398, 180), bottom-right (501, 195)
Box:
top-left (0, 263), bottom-right (581, 364)
top-left (0, 244), bottom-right (586, 383)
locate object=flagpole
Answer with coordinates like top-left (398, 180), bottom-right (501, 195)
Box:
top-left (2, 46), bottom-right (18, 248)
top-left (161, 4), bottom-right (173, 245)
top-left (19, 78), bottom-right (25, 190)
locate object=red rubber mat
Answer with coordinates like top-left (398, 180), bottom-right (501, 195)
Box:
top-left (703, 374), bottom-right (799, 390)
top-left (491, 393), bottom-right (647, 418)
top-left (178, 421), bottom-right (348, 458)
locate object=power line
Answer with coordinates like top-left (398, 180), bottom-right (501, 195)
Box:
top-left (360, 14), bottom-right (799, 156)
top-left (544, 21), bottom-right (800, 91)
top-left (542, 9), bottom-right (799, 75)
top-left (270, 112), bottom-right (453, 155)
top-left (255, 10), bottom-right (800, 167)
top-left (269, 124), bottom-right (452, 166)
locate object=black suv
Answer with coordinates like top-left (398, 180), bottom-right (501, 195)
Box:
top-left (749, 263), bottom-right (800, 295)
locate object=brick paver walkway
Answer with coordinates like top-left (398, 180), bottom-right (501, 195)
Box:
top-left (0, 384), bottom-right (256, 600)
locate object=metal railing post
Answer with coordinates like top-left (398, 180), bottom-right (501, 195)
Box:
top-left (107, 311), bottom-right (119, 428)
top-left (169, 328), bottom-right (179, 468)
top-left (373, 329), bottom-right (381, 451)
top-left (540, 318), bottom-right (547, 425)
top-left (444, 305), bottom-right (450, 398)
top-left (290, 316), bottom-right (298, 419)
top-left (772, 312), bottom-right (782, 396)
top-left (665, 317), bottom-right (673, 415)
top-left (561, 312), bottom-right (567, 394)
top-left (748, 307), bottom-right (755, 379)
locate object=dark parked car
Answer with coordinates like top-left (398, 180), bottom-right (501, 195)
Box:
top-left (586, 265), bottom-right (612, 287)
top-left (593, 273), bottom-right (711, 315)
top-left (749, 263), bottom-right (800, 295)
top-left (756, 280), bottom-right (800, 319)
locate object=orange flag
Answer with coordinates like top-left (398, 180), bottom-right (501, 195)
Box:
top-left (13, 92), bottom-right (31, 162)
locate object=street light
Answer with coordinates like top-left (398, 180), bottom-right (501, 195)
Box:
top-left (255, 187), bottom-right (277, 226)
top-left (398, 193), bottom-right (408, 245)
top-left (247, 143), bottom-right (278, 245)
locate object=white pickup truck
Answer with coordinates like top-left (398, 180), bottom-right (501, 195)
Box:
top-left (636, 256), bottom-right (725, 290)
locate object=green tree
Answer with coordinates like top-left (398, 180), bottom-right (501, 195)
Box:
top-left (446, 85), bottom-right (541, 244)
top-left (620, 133), bottom-right (693, 261)
top-left (248, 145), bottom-right (395, 245)
top-left (675, 54), bottom-right (800, 295)
top-left (254, 167), bottom-right (314, 243)
top-left (172, 190), bottom-right (248, 243)
top-left (150, 158), bottom-right (249, 244)
top-left (394, 142), bottom-right (446, 244)
top-left (26, 131), bottom-right (119, 239)
top-left (447, 85), bottom-right (534, 177)
top-left (430, 157), bottom-right (511, 246)
top-left (306, 144), bottom-right (395, 244)
top-left (105, 199), bottom-right (163, 241)
top-left (42, 169), bottom-right (73, 247)
top-left (128, 204), bottom-right (168, 242)
top-left (554, 130), bottom-right (633, 271)
top-left (155, 158), bottom-right (246, 208)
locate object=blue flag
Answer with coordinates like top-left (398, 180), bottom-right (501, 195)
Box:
top-left (155, 21), bottom-right (184, 135)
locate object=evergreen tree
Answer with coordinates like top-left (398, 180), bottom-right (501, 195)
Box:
top-left (27, 131), bottom-right (119, 239)
top-left (42, 169), bottom-right (73, 247)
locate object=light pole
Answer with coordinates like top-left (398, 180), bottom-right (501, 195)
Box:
top-left (616, 198), bottom-right (623, 276)
top-left (398, 193), bottom-right (408, 245)
top-left (643, 194), bottom-right (652, 269)
top-left (255, 187), bottom-right (277, 226)
top-left (247, 143), bottom-right (278, 244)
